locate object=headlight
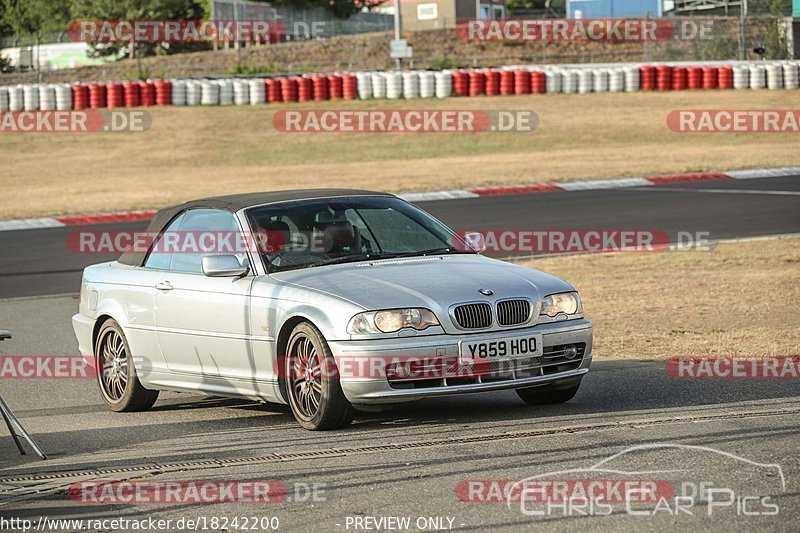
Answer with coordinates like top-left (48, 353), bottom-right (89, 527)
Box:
top-left (540, 292), bottom-right (579, 317)
top-left (347, 308), bottom-right (440, 334)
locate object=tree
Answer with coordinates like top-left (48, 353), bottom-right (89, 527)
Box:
top-left (0, 0), bottom-right (72, 41)
top-left (69, 0), bottom-right (207, 58)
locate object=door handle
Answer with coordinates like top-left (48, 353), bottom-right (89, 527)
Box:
top-left (155, 281), bottom-right (173, 292)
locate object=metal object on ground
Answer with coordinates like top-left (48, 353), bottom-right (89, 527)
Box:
top-left (0, 330), bottom-right (47, 459)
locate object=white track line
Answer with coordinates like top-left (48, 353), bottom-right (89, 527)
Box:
top-left (644, 188), bottom-right (800, 196)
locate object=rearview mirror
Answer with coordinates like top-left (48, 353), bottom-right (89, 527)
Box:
top-left (463, 232), bottom-right (487, 253)
top-left (202, 255), bottom-right (249, 277)
top-left (0, 330), bottom-right (11, 341)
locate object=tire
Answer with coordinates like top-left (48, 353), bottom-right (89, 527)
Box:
top-left (516, 382), bottom-right (581, 405)
top-left (95, 319), bottom-right (159, 412)
top-left (285, 321), bottom-right (354, 430)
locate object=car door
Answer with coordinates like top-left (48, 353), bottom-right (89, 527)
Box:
top-left (153, 208), bottom-right (257, 381)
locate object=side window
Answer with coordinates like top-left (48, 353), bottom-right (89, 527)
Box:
top-left (143, 213), bottom-right (185, 270)
top-left (170, 209), bottom-right (242, 274)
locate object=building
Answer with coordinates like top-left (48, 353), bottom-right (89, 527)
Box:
top-left (566, 0), bottom-right (663, 18)
top-left (378, 0), bottom-right (508, 31)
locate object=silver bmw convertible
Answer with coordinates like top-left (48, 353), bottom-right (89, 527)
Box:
top-left (73, 189), bottom-right (592, 430)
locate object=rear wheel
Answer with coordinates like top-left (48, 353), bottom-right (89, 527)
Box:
top-left (95, 319), bottom-right (159, 412)
top-left (285, 321), bottom-right (354, 430)
top-left (516, 382), bottom-right (581, 405)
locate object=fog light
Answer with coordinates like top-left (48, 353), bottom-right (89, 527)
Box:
top-left (563, 345), bottom-right (578, 360)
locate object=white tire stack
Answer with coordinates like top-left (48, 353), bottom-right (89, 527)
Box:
top-left (55, 83), bottom-right (72, 110)
top-left (22, 84), bottom-right (39, 110)
top-left (765, 63), bottom-right (783, 89)
top-left (249, 79), bottom-right (266, 104)
top-left (434, 71), bottom-right (452, 98)
top-left (577, 69), bottom-right (593, 94)
top-left (385, 71), bottom-right (402, 99)
top-left (608, 68), bottom-right (625, 92)
top-left (545, 70), bottom-right (562, 93)
top-left (749, 65), bottom-right (766, 89)
top-left (356, 72), bottom-right (372, 99)
top-left (781, 62), bottom-right (798, 90)
top-left (562, 70), bottom-right (578, 94)
top-left (418, 71), bottom-right (435, 98)
top-left (186, 80), bottom-right (202, 105)
top-left (0, 87), bottom-right (8, 111)
top-left (218, 79), bottom-right (233, 105)
top-left (370, 72), bottom-right (386, 98)
top-left (8, 85), bottom-right (24, 110)
top-left (732, 65), bottom-right (749, 89)
top-left (200, 80), bottom-right (219, 105)
top-left (623, 66), bottom-right (640, 92)
top-left (39, 84), bottom-right (56, 110)
top-left (592, 69), bottom-right (609, 93)
top-left (171, 80), bottom-right (187, 105)
top-left (402, 71), bottom-right (419, 99)
top-left (232, 79), bottom-right (249, 105)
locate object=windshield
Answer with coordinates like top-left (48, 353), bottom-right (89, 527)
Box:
top-left (245, 196), bottom-right (473, 272)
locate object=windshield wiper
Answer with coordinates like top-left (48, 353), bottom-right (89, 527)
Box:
top-left (307, 253), bottom-right (387, 268)
top-left (384, 247), bottom-right (475, 259)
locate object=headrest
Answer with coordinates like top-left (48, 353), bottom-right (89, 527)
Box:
top-left (323, 221), bottom-right (356, 253)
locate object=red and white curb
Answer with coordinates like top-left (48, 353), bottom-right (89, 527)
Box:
top-left (1, 167), bottom-right (798, 232)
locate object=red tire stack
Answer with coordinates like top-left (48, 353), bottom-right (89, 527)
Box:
top-left (297, 77), bottom-right (313, 102)
top-left (655, 65), bottom-right (672, 91)
top-left (311, 75), bottom-right (329, 101)
top-left (500, 70), bottom-right (515, 95)
top-left (88, 83), bottom-right (107, 108)
top-left (123, 81), bottom-right (140, 107)
top-left (328, 75), bottom-right (343, 99)
top-left (484, 70), bottom-right (500, 96)
top-left (717, 67), bottom-right (733, 89)
top-left (154, 80), bottom-right (171, 105)
top-left (342, 75), bottom-right (357, 100)
top-left (530, 71), bottom-right (546, 94)
top-left (452, 71), bottom-right (469, 96)
top-left (107, 82), bottom-right (124, 108)
top-left (468, 71), bottom-right (485, 96)
top-left (514, 70), bottom-right (531, 95)
top-left (266, 79), bottom-right (282, 103)
top-left (639, 66), bottom-right (656, 91)
top-left (281, 77), bottom-right (299, 102)
top-left (702, 66), bottom-right (718, 89)
top-left (139, 81), bottom-right (156, 106)
top-left (671, 67), bottom-right (688, 90)
top-left (72, 84), bottom-right (90, 109)
top-left (687, 67), bottom-right (703, 89)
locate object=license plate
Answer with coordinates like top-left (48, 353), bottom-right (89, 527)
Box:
top-left (459, 333), bottom-right (543, 363)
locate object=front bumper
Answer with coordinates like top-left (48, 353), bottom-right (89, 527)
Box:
top-left (328, 318), bottom-right (592, 404)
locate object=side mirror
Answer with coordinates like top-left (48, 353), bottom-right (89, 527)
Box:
top-left (463, 232), bottom-right (487, 253)
top-left (0, 330), bottom-right (11, 341)
top-left (201, 255), bottom-right (249, 278)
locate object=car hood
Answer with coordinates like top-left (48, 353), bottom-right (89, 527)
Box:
top-left (267, 254), bottom-right (574, 331)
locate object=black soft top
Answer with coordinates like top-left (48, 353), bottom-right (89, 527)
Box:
top-left (117, 188), bottom-right (393, 267)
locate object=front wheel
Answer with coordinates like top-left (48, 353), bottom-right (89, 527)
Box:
top-left (285, 322), bottom-right (354, 430)
top-left (95, 319), bottom-right (159, 412)
top-left (516, 382), bottom-right (581, 405)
